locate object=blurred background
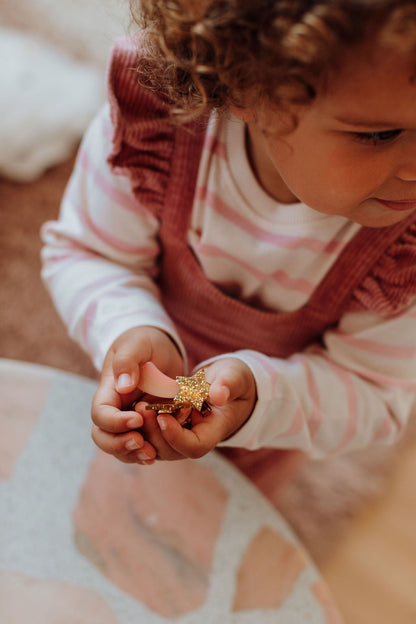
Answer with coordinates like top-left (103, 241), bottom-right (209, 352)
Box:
top-left (0, 0), bottom-right (130, 379)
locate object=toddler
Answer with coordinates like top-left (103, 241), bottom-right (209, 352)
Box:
top-left (42, 0), bottom-right (416, 494)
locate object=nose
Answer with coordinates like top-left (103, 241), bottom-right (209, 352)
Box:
top-left (396, 163), bottom-right (416, 182)
top-left (394, 140), bottom-right (416, 182)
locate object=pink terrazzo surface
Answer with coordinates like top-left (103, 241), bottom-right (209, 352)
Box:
top-left (0, 359), bottom-right (343, 622)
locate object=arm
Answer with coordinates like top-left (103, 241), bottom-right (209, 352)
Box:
top-left (139, 300), bottom-right (416, 461)
top-left (42, 105), bottom-right (187, 464)
top-left (215, 301), bottom-right (416, 458)
top-left (41, 104), bottom-right (186, 371)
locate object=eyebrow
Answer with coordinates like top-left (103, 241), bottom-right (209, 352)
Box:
top-left (333, 116), bottom-right (403, 128)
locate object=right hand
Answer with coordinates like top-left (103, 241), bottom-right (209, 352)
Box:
top-left (91, 326), bottom-right (184, 464)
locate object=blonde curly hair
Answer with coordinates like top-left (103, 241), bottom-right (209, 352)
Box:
top-left (130, 0), bottom-right (416, 119)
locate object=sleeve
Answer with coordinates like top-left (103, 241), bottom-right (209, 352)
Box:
top-left (41, 104), bottom-right (186, 371)
top-left (215, 300), bottom-right (416, 459)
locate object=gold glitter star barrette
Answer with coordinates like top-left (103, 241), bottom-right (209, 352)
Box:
top-left (146, 369), bottom-right (211, 417)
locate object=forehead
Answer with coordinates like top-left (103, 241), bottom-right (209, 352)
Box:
top-left (315, 42), bottom-right (416, 124)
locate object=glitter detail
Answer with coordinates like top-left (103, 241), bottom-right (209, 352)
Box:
top-left (174, 369), bottom-right (211, 412)
top-left (145, 369), bottom-right (211, 417)
top-left (145, 403), bottom-right (176, 414)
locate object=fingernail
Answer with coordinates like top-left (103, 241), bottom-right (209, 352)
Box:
top-left (126, 417), bottom-right (141, 429)
top-left (136, 450), bottom-right (150, 461)
top-left (118, 373), bottom-right (132, 389)
top-left (222, 386), bottom-right (230, 402)
top-left (157, 416), bottom-right (168, 431)
top-left (125, 438), bottom-right (141, 451)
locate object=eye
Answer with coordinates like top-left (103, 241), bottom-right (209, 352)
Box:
top-left (352, 129), bottom-right (403, 145)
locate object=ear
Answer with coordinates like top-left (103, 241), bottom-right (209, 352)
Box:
top-left (229, 105), bottom-right (256, 123)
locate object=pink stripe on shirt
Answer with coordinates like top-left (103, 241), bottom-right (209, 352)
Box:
top-left (290, 356), bottom-right (322, 437)
top-left (373, 415), bottom-right (398, 441)
top-left (196, 186), bottom-right (345, 254)
top-left (354, 367), bottom-right (416, 390)
top-left (64, 273), bottom-right (124, 327)
top-left (334, 330), bottom-right (416, 359)
top-left (45, 254), bottom-right (104, 292)
top-left (275, 406), bottom-right (306, 439)
top-left (203, 134), bottom-right (227, 160)
top-left (327, 362), bottom-right (359, 454)
top-left (82, 303), bottom-right (170, 354)
top-left (73, 199), bottom-right (157, 255)
top-left (78, 148), bottom-right (151, 216)
top-left (196, 243), bottom-right (315, 296)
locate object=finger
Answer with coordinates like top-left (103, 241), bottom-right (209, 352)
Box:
top-left (157, 411), bottom-right (225, 459)
top-left (91, 402), bottom-right (143, 433)
top-left (114, 361), bottom-right (140, 394)
top-left (91, 424), bottom-right (145, 458)
top-left (91, 426), bottom-right (158, 465)
top-left (92, 378), bottom-right (144, 432)
top-left (111, 342), bottom-right (149, 394)
top-left (135, 440), bottom-right (158, 464)
top-left (208, 380), bottom-right (230, 406)
top-left (94, 366), bottom-right (141, 411)
top-left (135, 404), bottom-right (186, 460)
top-left (207, 361), bottom-right (253, 405)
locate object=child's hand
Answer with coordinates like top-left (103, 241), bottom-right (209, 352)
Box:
top-left (91, 326), bottom-right (184, 464)
top-left (135, 358), bottom-right (256, 461)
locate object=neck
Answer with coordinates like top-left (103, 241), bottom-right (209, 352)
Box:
top-left (245, 123), bottom-right (298, 204)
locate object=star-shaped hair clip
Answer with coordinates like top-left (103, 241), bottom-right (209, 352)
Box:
top-left (174, 369), bottom-right (211, 412)
top-left (139, 363), bottom-right (211, 425)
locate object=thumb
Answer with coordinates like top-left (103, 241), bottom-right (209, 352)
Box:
top-left (209, 379), bottom-right (231, 406)
top-left (113, 354), bottom-right (180, 397)
top-left (112, 351), bottom-right (141, 394)
top-left (208, 375), bottom-right (246, 407)
top-left (206, 359), bottom-right (254, 407)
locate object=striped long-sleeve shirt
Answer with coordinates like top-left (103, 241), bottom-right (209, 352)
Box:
top-left (41, 104), bottom-right (416, 458)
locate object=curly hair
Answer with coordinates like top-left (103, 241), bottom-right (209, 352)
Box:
top-left (130, 0), bottom-right (416, 120)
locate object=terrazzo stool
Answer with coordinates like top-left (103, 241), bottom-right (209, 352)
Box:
top-left (0, 358), bottom-right (343, 623)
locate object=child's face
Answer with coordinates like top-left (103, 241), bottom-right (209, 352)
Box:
top-left (239, 42), bottom-right (416, 227)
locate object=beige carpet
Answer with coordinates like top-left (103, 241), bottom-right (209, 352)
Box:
top-left (0, 158), bottom-right (97, 380)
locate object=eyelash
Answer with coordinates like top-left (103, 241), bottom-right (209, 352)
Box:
top-left (352, 129), bottom-right (403, 145)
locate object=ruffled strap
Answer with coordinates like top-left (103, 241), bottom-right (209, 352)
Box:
top-left (348, 219), bottom-right (416, 317)
top-left (106, 36), bottom-right (175, 215)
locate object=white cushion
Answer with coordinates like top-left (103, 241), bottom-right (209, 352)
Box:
top-left (0, 28), bottom-right (104, 181)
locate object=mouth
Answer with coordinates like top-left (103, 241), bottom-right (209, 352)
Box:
top-left (375, 198), bottom-right (416, 212)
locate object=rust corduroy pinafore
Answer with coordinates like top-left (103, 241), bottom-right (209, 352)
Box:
top-left (108, 39), bottom-right (416, 500)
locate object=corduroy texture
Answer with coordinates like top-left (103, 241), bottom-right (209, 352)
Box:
top-left (107, 38), bottom-right (416, 371)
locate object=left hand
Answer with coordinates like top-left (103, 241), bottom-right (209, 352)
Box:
top-left (134, 357), bottom-right (257, 461)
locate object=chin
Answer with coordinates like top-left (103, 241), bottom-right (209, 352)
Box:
top-left (351, 201), bottom-right (415, 228)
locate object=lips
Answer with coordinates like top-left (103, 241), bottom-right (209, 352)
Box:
top-left (376, 198), bottom-right (416, 212)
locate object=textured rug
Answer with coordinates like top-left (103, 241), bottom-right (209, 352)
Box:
top-left (1, 1), bottom-right (414, 565)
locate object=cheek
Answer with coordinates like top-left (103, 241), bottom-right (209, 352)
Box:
top-left (302, 145), bottom-right (381, 202)
top-left (267, 135), bottom-right (387, 210)
top-left (273, 145), bottom-right (350, 202)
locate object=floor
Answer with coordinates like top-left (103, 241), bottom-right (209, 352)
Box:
top-left (320, 437), bottom-right (416, 624)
